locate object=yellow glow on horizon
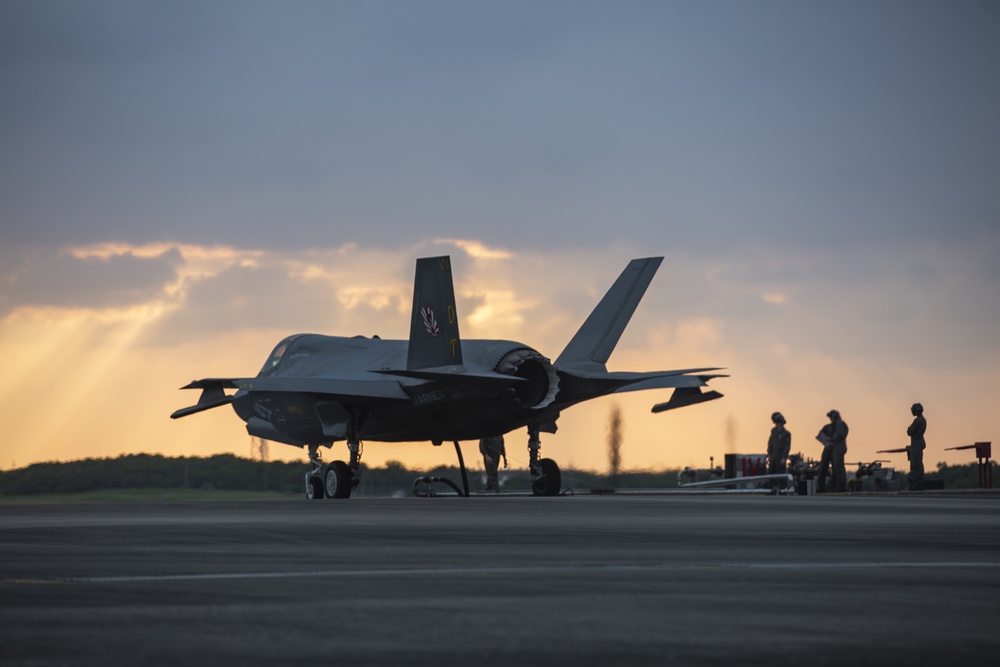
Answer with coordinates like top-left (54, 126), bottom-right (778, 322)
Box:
top-left (1, 240), bottom-right (995, 474)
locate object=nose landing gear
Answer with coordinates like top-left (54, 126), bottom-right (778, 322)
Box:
top-left (304, 439), bottom-right (358, 500)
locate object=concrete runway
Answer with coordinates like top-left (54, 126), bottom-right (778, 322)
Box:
top-left (2, 493), bottom-right (998, 666)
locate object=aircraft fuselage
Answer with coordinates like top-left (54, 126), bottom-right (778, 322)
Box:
top-left (230, 333), bottom-right (564, 447)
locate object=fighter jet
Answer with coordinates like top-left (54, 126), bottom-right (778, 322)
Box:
top-left (171, 255), bottom-right (725, 499)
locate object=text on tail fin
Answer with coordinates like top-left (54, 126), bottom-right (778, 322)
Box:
top-left (407, 255), bottom-right (463, 370)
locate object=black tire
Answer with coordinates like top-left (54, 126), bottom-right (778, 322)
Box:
top-left (305, 475), bottom-right (324, 500)
top-left (531, 458), bottom-right (561, 496)
top-left (325, 460), bottom-right (353, 499)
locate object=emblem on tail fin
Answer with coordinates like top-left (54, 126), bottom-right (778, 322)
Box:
top-left (407, 256), bottom-right (463, 369)
top-left (421, 307), bottom-right (439, 336)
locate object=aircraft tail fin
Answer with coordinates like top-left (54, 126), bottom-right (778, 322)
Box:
top-left (555, 257), bottom-right (663, 368)
top-left (407, 256), bottom-right (463, 370)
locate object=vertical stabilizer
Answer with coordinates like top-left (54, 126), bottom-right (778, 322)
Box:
top-left (555, 257), bottom-right (663, 367)
top-left (407, 256), bottom-right (463, 370)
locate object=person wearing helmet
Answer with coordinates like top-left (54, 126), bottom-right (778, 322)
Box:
top-left (816, 410), bottom-right (849, 492)
top-left (767, 412), bottom-right (791, 475)
top-left (906, 403), bottom-right (927, 491)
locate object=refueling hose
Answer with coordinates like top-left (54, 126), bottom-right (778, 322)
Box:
top-left (412, 441), bottom-right (470, 497)
top-left (412, 475), bottom-right (466, 497)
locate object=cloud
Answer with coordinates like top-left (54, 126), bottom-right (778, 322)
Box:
top-left (143, 263), bottom-right (334, 345)
top-left (434, 238), bottom-right (514, 260)
top-left (4, 3), bottom-right (996, 258)
top-left (2, 245), bottom-right (181, 318)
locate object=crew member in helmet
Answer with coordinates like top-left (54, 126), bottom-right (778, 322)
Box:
top-left (479, 435), bottom-right (507, 492)
top-left (817, 410), bottom-right (848, 492)
top-left (906, 403), bottom-right (927, 491)
top-left (767, 412), bottom-right (791, 475)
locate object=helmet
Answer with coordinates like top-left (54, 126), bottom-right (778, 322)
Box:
top-left (911, 402), bottom-right (923, 415)
top-left (826, 409), bottom-right (840, 419)
top-left (771, 411), bottom-right (785, 424)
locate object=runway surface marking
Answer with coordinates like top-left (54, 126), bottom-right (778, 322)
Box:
top-left (4, 561), bottom-right (999, 585)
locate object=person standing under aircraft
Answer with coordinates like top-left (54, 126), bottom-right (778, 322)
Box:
top-left (907, 403), bottom-right (927, 491)
top-left (767, 412), bottom-right (791, 475)
top-left (826, 409), bottom-right (849, 492)
top-left (480, 435), bottom-right (507, 492)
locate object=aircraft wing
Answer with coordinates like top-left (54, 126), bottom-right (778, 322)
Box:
top-left (170, 373), bottom-right (416, 420)
top-left (171, 368), bottom-right (525, 421)
top-left (233, 374), bottom-right (414, 398)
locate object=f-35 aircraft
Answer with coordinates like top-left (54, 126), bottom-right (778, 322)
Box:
top-left (171, 256), bottom-right (725, 499)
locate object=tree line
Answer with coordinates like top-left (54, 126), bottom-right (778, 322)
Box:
top-left (0, 454), bottom-right (682, 496)
top-left (0, 454), bottom-right (991, 497)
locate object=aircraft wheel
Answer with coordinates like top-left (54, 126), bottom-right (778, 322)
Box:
top-left (531, 458), bottom-right (561, 497)
top-left (324, 460), bottom-right (353, 499)
top-left (305, 475), bottom-right (324, 500)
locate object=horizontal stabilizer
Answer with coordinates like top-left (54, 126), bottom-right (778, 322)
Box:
top-left (651, 387), bottom-right (724, 413)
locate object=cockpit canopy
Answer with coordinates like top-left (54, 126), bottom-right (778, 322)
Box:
top-left (258, 335), bottom-right (305, 376)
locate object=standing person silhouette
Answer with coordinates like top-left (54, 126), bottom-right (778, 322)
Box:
top-left (767, 412), bottom-right (791, 475)
top-left (479, 435), bottom-right (507, 492)
top-left (907, 403), bottom-right (927, 491)
top-left (826, 410), bottom-right (849, 492)
top-left (816, 410), bottom-right (848, 492)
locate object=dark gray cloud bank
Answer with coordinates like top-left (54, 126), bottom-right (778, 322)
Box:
top-left (1, 1), bottom-right (997, 257)
top-left (1, 246), bottom-right (181, 317)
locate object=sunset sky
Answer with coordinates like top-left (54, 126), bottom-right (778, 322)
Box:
top-left (2, 1), bottom-right (997, 475)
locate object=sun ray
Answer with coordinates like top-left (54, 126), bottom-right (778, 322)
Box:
top-left (9, 303), bottom-right (168, 460)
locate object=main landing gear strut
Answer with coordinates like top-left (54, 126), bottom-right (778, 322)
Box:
top-left (528, 425), bottom-right (561, 496)
top-left (305, 440), bottom-right (360, 500)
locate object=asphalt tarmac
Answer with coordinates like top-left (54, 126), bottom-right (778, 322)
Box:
top-left (2, 493), bottom-right (998, 666)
